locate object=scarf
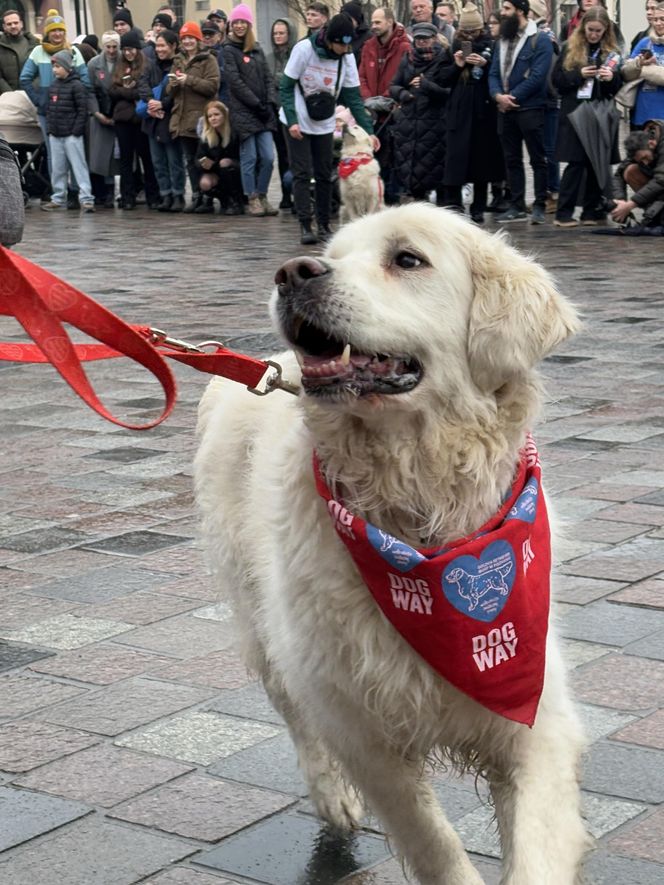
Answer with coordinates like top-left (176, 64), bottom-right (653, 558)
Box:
top-left (338, 155), bottom-right (374, 178)
top-left (314, 436), bottom-right (551, 727)
top-left (42, 40), bottom-right (71, 55)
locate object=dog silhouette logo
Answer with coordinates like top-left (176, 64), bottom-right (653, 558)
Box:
top-left (367, 525), bottom-right (425, 573)
top-left (506, 477), bottom-right (539, 524)
top-left (442, 541), bottom-right (516, 622)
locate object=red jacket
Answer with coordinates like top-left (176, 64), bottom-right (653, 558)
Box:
top-left (359, 24), bottom-right (411, 99)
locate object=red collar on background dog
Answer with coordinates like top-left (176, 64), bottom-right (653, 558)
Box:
top-left (314, 436), bottom-right (550, 727)
top-left (0, 246), bottom-right (297, 430)
top-left (338, 154), bottom-right (374, 179)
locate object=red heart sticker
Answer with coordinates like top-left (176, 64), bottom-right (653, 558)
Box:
top-left (323, 76), bottom-right (332, 85)
top-left (243, 56), bottom-right (251, 63)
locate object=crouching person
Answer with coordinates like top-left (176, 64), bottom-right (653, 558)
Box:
top-left (195, 100), bottom-right (244, 214)
top-left (611, 120), bottom-right (664, 228)
top-left (41, 50), bottom-right (95, 212)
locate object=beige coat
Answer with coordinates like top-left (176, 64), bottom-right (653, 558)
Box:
top-left (166, 49), bottom-right (219, 139)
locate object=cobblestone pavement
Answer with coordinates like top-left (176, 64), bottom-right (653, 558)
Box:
top-left (0, 201), bottom-right (663, 885)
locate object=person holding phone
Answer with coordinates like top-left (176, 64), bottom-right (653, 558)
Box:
top-left (622, 3), bottom-right (664, 129)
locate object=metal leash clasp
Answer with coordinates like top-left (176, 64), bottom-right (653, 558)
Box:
top-left (148, 327), bottom-right (205, 353)
top-left (247, 359), bottom-right (300, 397)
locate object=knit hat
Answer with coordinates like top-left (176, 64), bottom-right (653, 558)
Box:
top-left (228, 4), bottom-right (254, 26)
top-left (325, 13), bottom-right (355, 44)
top-left (43, 8), bottom-right (67, 37)
top-left (340, 2), bottom-right (364, 25)
top-left (120, 29), bottom-right (142, 50)
top-left (201, 20), bottom-right (221, 34)
top-left (112, 8), bottom-right (133, 27)
top-left (152, 12), bottom-right (173, 29)
top-left (411, 21), bottom-right (438, 38)
top-left (51, 49), bottom-right (73, 71)
top-left (210, 8), bottom-right (228, 21)
top-left (528, 0), bottom-right (547, 19)
top-left (101, 30), bottom-right (120, 47)
top-left (459, 3), bottom-right (484, 30)
top-left (509, 0), bottom-right (530, 14)
top-left (179, 20), bottom-right (204, 40)
top-left (82, 34), bottom-right (99, 51)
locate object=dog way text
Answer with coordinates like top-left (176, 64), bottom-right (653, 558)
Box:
top-left (472, 622), bottom-right (518, 671)
top-left (388, 572), bottom-right (433, 615)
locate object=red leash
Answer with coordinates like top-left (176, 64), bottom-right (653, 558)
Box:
top-left (0, 246), bottom-right (298, 430)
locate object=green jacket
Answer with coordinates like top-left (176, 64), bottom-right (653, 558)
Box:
top-left (0, 31), bottom-right (39, 94)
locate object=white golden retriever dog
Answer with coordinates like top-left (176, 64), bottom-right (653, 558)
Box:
top-left (195, 204), bottom-right (590, 884)
top-left (338, 123), bottom-right (383, 223)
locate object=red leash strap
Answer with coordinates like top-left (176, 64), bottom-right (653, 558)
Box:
top-left (0, 247), bottom-right (283, 430)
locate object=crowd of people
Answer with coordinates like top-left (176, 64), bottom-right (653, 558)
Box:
top-left (1, 0), bottom-right (663, 242)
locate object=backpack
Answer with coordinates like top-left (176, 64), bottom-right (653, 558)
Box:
top-left (0, 135), bottom-right (24, 246)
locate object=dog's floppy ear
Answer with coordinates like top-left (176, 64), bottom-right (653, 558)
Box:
top-left (466, 231), bottom-right (580, 392)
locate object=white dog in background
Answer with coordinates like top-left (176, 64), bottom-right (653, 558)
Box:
top-left (338, 122), bottom-right (383, 223)
top-left (195, 205), bottom-right (590, 884)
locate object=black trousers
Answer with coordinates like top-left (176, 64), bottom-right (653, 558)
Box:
top-left (273, 123), bottom-right (291, 197)
top-left (556, 159), bottom-right (602, 220)
top-left (178, 135), bottom-right (201, 195)
top-left (497, 108), bottom-right (547, 210)
top-left (115, 121), bottom-right (158, 204)
top-left (285, 127), bottom-right (334, 224)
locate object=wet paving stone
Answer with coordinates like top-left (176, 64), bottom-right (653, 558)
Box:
top-left (584, 853), bottom-right (664, 885)
top-left (207, 682), bottom-right (284, 725)
top-left (153, 648), bottom-right (255, 690)
top-left (559, 601), bottom-right (664, 647)
top-left (572, 653), bottom-right (664, 711)
top-left (81, 530), bottom-right (190, 557)
top-left (608, 577), bottom-right (664, 609)
top-left (209, 733), bottom-right (306, 797)
top-left (78, 590), bottom-right (200, 626)
top-left (0, 613), bottom-right (133, 650)
top-left (624, 630), bottom-right (664, 662)
top-left (0, 639), bottom-right (54, 673)
top-left (28, 644), bottom-right (176, 685)
top-left (26, 564), bottom-right (178, 604)
top-left (110, 772), bottom-right (296, 840)
top-left (607, 806), bottom-right (664, 864)
top-left (81, 446), bottom-right (166, 463)
top-left (583, 743), bottom-right (664, 803)
top-left (0, 674), bottom-right (85, 719)
top-left (0, 721), bottom-right (99, 772)
top-left (0, 785), bottom-right (90, 851)
top-left (113, 613), bottom-right (234, 658)
top-left (611, 709), bottom-right (664, 751)
top-left (146, 870), bottom-right (240, 885)
top-left (0, 527), bottom-right (92, 554)
top-left (195, 814), bottom-right (390, 884)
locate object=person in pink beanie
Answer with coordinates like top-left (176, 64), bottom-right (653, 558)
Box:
top-left (228, 4), bottom-right (254, 26)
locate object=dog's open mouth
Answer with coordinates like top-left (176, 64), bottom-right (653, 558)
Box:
top-left (289, 317), bottom-right (423, 398)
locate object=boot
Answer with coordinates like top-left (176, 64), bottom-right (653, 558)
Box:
top-left (317, 222), bottom-right (333, 243)
top-left (300, 220), bottom-right (318, 245)
top-left (224, 199), bottom-right (244, 216)
top-left (169, 194), bottom-right (185, 213)
top-left (260, 194), bottom-right (278, 216)
top-left (194, 194), bottom-right (215, 214)
top-left (247, 193), bottom-right (265, 216)
top-left (183, 192), bottom-right (202, 213)
top-left (157, 194), bottom-right (173, 212)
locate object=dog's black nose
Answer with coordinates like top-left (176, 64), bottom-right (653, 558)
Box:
top-left (275, 257), bottom-right (328, 294)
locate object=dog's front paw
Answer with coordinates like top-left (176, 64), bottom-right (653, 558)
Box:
top-left (309, 770), bottom-right (363, 830)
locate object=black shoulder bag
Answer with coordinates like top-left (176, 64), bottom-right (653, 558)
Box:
top-left (298, 56), bottom-right (343, 121)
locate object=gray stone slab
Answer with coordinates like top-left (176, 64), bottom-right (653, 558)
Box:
top-left (0, 614), bottom-right (133, 650)
top-left (113, 613), bottom-right (234, 658)
top-left (0, 785), bottom-right (90, 851)
top-left (559, 601), bottom-right (664, 647)
top-left (578, 704), bottom-right (638, 741)
top-left (583, 742), bottom-right (664, 803)
top-left (624, 629), bottom-right (664, 661)
top-left (195, 814), bottom-right (390, 884)
top-left (208, 733), bottom-right (307, 796)
top-left (0, 639), bottom-right (54, 673)
top-left (81, 531), bottom-right (190, 557)
top-left (0, 527), bottom-right (91, 554)
top-left (585, 852), bottom-right (664, 885)
top-left (0, 817), bottom-right (194, 885)
top-left (27, 565), bottom-right (177, 603)
top-left (206, 682), bottom-right (284, 725)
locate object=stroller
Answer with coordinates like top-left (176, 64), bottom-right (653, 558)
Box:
top-left (0, 90), bottom-right (50, 202)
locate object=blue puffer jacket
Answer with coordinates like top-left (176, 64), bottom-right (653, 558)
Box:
top-left (19, 44), bottom-right (90, 116)
top-left (488, 22), bottom-right (553, 110)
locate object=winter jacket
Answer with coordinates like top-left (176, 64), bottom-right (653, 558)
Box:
top-left (265, 17), bottom-right (298, 90)
top-left (139, 56), bottom-right (176, 143)
top-left (359, 25), bottom-right (411, 99)
top-left (87, 52), bottom-right (117, 176)
top-left (20, 43), bottom-right (90, 116)
top-left (45, 69), bottom-right (88, 138)
top-left (626, 37), bottom-right (664, 127)
top-left (488, 20), bottom-right (553, 110)
top-left (551, 44), bottom-right (622, 164)
top-left (207, 43), bottom-right (229, 105)
top-left (108, 59), bottom-right (146, 124)
top-left (444, 34), bottom-right (505, 186)
top-left (0, 31), bottom-right (39, 94)
top-left (195, 131), bottom-right (240, 168)
top-left (223, 38), bottom-right (277, 140)
top-left (389, 44), bottom-right (454, 194)
top-left (628, 119), bottom-right (664, 208)
top-left (166, 49), bottom-right (220, 139)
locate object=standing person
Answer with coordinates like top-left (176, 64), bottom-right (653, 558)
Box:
top-left (87, 31), bottom-right (120, 208)
top-left (166, 20), bottom-right (220, 212)
top-left (109, 30), bottom-right (159, 210)
top-left (265, 16), bottom-right (298, 210)
top-left (143, 12), bottom-right (173, 62)
top-left (139, 29), bottom-right (186, 212)
top-left (631, 0), bottom-right (659, 53)
top-left (442, 2), bottom-right (504, 223)
top-left (195, 100), bottom-right (243, 213)
top-left (306, 3), bottom-right (330, 34)
top-left (552, 7), bottom-right (621, 227)
top-left (486, 9), bottom-right (510, 212)
top-left (435, 2), bottom-right (457, 42)
top-left (280, 12), bottom-right (376, 244)
top-left (112, 9), bottom-right (134, 39)
top-left (200, 20), bottom-right (229, 104)
top-left (528, 0), bottom-right (560, 211)
top-left (559, 1), bottom-right (624, 52)
top-left (208, 9), bottom-right (228, 40)
top-left (408, 0), bottom-right (451, 43)
top-left (341, 2), bottom-right (372, 64)
top-left (41, 49), bottom-right (94, 212)
top-left (359, 6), bottom-right (412, 205)
top-left (0, 8), bottom-right (39, 94)
top-left (389, 21), bottom-right (454, 205)
top-left (488, 0), bottom-right (553, 224)
top-left (223, 4), bottom-right (279, 217)
top-left (624, 3), bottom-right (664, 130)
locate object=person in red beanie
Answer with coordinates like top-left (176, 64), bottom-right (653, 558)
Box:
top-left (166, 20), bottom-right (220, 212)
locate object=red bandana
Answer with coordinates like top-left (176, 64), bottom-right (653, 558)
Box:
top-left (314, 436), bottom-right (550, 726)
top-left (338, 155), bottom-right (374, 179)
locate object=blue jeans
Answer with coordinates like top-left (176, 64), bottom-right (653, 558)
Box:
top-left (239, 130), bottom-right (274, 196)
top-left (48, 135), bottom-right (93, 205)
top-left (149, 137), bottom-right (185, 197)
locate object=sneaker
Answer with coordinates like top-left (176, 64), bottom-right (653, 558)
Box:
top-left (247, 194), bottom-right (265, 216)
top-left (496, 207), bottom-right (527, 223)
top-left (259, 195), bottom-right (278, 216)
top-left (553, 218), bottom-right (579, 228)
top-left (530, 206), bottom-right (546, 224)
top-left (545, 193), bottom-right (558, 214)
top-left (82, 203), bottom-right (95, 213)
top-left (40, 201), bottom-right (64, 211)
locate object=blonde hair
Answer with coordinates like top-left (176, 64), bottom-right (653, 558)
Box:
top-left (564, 8), bottom-right (617, 70)
top-left (202, 100), bottom-right (231, 148)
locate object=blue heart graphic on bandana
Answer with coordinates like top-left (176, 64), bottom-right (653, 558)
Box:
top-left (505, 476), bottom-right (538, 524)
top-left (442, 541), bottom-right (516, 622)
top-left (367, 524), bottom-right (425, 573)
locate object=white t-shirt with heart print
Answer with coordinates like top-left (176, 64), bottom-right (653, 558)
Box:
top-left (279, 39), bottom-right (360, 135)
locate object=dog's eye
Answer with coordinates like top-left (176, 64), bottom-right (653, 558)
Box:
top-left (394, 251), bottom-right (424, 269)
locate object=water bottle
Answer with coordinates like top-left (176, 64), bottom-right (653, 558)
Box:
top-left (604, 51), bottom-right (621, 71)
top-left (472, 48), bottom-right (491, 80)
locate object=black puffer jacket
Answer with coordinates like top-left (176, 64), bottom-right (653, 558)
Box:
top-left (139, 56), bottom-right (176, 143)
top-left (389, 44), bottom-right (454, 195)
top-left (45, 69), bottom-right (88, 138)
top-left (223, 38), bottom-right (277, 140)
